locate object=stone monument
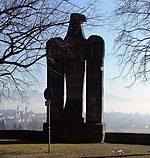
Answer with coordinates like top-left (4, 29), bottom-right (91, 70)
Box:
top-left (45, 13), bottom-right (105, 143)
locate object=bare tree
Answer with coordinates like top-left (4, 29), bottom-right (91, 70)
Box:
top-left (113, 0), bottom-right (150, 86)
top-left (0, 0), bottom-right (103, 102)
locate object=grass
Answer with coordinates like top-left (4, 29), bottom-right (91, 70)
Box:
top-left (0, 143), bottom-right (150, 157)
top-left (0, 144), bottom-right (46, 156)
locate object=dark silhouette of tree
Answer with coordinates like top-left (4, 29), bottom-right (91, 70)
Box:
top-left (18, 123), bottom-right (23, 130)
top-left (112, 0), bottom-right (150, 86)
top-left (0, 0), bottom-right (103, 101)
top-left (12, 122), bottom-right (17, 129)
top-left (27, 117), bottom-right (39, 130)
top-left (0, 118), bottom-right (6, 130)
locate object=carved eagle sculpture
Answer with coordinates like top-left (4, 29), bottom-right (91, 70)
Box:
top-left (46, 13), bottom-right (104, 125)
top-left (46, 13), bottom-right (104, 75)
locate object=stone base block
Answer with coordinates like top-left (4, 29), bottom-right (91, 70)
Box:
top-left (61, 126), bottom-right (83, 143)
top-left (83, 123), bottom-right (106, 143)
top-left (43, 122), bottom-right (105, 143)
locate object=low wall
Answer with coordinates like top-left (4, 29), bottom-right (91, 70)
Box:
top-left (0, 130), bottom-right (47, 143)
top-left (105, 132), bottom-right (150, 145)
top-left (0, 130), bottom-right (149, 145)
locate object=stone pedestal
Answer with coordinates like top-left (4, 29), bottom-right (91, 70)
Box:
top-left (43, 122), bottom-right (105, 143)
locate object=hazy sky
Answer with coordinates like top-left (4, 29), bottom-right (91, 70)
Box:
top-left (95, 0), bottom-right (150, 114)
top-left (77, 0), bottom-right (150, 114)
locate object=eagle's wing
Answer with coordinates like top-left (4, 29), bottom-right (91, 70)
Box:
top-left (87, 35), bottom-right (104, 65)
top-left (46, 37), bottom-right (64, 75)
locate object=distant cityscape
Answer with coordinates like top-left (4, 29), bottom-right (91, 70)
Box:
top-left (104, 111), bottom-right (150, 133)
top-left (0, 107), bottom-right (150, 134)
top-left (0, 107), bottom-right (46, 131)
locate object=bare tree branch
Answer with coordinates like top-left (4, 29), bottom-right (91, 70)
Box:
top-left (0, 0), bottom-right (104, 104)
top-left (112, 0), bottom-right (150, 85)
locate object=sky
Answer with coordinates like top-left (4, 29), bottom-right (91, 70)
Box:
top-left (1, 0), bottom-right (150, 115)
top-left (72, 0), bottom-right (150, 114)
top-left (87, 0), bottom-right (150, 114)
